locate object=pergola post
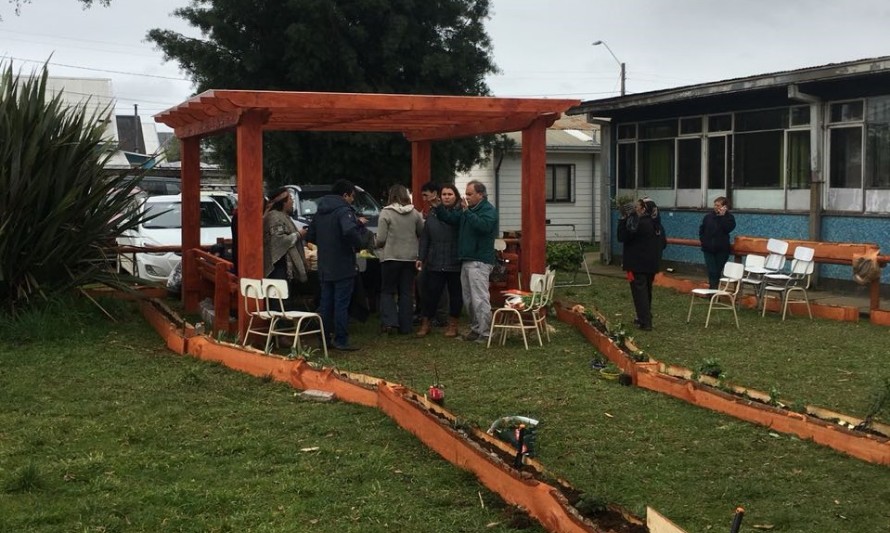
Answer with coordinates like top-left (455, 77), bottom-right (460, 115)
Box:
top-left (411, 140), bottom-right (431, 212)
top-left (520, 117), bottom-right (549, 288)
top-left (181, 136), bottom-right (202, 312)
top-left (235, 110), bottom-right (267, 337)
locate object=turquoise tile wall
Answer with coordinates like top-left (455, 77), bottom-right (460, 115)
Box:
top-left (611, 211), bottom-right (890, 283)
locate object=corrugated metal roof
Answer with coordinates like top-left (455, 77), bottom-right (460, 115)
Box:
top-left (503, 129), bottom-right (598, 152)
top-left (569, 55), bottom-right (890, 117)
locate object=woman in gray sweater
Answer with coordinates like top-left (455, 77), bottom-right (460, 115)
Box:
top-left (376, 184), bottom-right (424, 334)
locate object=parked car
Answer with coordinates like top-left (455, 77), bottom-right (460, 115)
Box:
top-left (117, 194), bottom-right (232, 282)
top-left (203, 190), bottom-right (238, 217)
top-left (284, 184), bottom-right (381, 233)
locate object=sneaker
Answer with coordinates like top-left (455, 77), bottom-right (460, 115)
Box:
top-left (462, 331), bottom-right (481, 342)
top-left (474, 335), bottom-right (490, 344)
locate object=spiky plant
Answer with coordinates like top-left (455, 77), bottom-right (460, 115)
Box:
top-left (0, 61), bottom-right (147, 312)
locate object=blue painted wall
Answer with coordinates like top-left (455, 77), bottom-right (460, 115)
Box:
top-left (611, 211), bottom-right (890, 283)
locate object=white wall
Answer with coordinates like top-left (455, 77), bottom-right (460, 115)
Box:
top-left (457, 151), bottom-right (599, 243)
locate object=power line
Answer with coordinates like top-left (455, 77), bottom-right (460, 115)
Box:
top-left (4, 56), bottom-right (191, 82)
top-left (0, 28), bottom-right (152, 50)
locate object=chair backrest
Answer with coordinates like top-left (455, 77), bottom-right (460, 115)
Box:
top-left (494, 238), bottom-right (507, 252)
top-left (263, 278), bottom-right (290, 309)
top-left (240, 277), bottom-right (264, 313)
top-left (720, 262), bottom-right (745, 294)
top-left (743, 254), bottom-right (766, 271)
top-left (789, 247), bottom-right (816, 285)
top-left (766, 238), bottom-right (789, 255)
top-left (793, 245), bottom-right (815, 261)
top-left (764, 239), bottom-right (789, 272)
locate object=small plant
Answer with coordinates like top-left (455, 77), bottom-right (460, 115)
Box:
top-left (696, 358), bottom-right (724, 379)
top-left (855, 377), bottom-right (890, 432)
top-left (546, 241), bottom-right (584, 272)
top-left (768, 386), bottom-right (782, 407)
top-left (607, 321), bottom-right (628, 345)
top-left (630, 349), bottom-right (648, 363)
top-left (590, 352), bottom-right (608, 369)
top-left (611, 193), bottom-right (636, 210)
top-left (4, 463), bottom-right (43, 493)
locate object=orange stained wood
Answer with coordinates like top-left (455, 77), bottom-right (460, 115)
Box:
top-left (155, 90), bottom-right (580, 336)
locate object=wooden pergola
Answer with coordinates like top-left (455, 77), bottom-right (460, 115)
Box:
top-left (155, 90), bottom-right (580, 335)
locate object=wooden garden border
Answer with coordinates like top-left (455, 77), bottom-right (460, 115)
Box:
top-left (554, 303), bottom-right (890, 466)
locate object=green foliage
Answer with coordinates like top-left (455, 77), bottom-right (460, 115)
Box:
top-left (3, 463), bottom-right (43, 493)
top-left (696, 358), bottom-right (724, 379)
top-left (147, 0), bottom-right (500, 194)
top-left (857, 376), bottom-right (890, 431)
top-left (546, 241), bottom-right (584, 272)
top-left (612, 193), bottom-right (636, 210)
top-left (0, 61), bottom-right (147, 312)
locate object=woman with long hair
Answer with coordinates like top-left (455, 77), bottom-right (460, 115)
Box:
top-left (376, 184), bottom-right (424, 334)
top-left (617, 198), bottom-right (664, 331)
top-left (416, 182), bottom-right (463, 337)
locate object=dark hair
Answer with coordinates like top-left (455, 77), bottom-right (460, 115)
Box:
top-left (440, 183), bottom-right (462, 203)
top-left (267, 186), bottom-right (291, 212)
top-left (715, 196), bottom-right (729, 207)
top-left (420, 181), bottom-right (441, 194)
top-left (332, 179), bottom-right (355, 197)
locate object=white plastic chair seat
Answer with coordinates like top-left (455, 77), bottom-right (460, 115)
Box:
top-left (687, 262), bottom-right (744, 328)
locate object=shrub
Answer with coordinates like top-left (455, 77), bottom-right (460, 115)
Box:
top-left (546, 241), bottom-right (583, 272)
top-left (0, 61), bottom-right (148, 312)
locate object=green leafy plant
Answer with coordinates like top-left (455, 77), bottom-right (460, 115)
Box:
top-left (768, 386), bottom-right (782, 407)
top-left (630, 349), bottom-right (648, 363)
top-left (696, 358), bottom-right (724, 379)
top-left (611, 193), bottom-right (636, 210)
top-left (546, 241), bottom-right (584, 272)
top-left (856, 377), bottom-right (890, 431)
top-left (0, 61), bottom-right (149, 312)
top-left (607, 321), bottom-right (629, 345)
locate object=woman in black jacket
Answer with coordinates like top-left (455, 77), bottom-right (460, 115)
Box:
top-left (699, 196), bottom-right (736, 289)
top-left (617, 199), bottom-right (663, 331)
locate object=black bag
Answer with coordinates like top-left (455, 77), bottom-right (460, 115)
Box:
top-left (490, 252), bottom-right (509, 283)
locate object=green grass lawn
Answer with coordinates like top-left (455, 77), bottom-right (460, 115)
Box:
top-left (2, 288), bottom-right (888, 533)
top-left (0, 299), bottom-right (545, 533)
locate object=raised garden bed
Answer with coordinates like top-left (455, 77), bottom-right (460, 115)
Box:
top-left (555, 302), bottom-right (890, 466)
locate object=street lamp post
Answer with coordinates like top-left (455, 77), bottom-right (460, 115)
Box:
top-left (592, 40), bottom-right (625, 96)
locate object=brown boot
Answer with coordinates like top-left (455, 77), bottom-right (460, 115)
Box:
top-left (416, 318), bottom-right (431, 337)
top-left (444, 317), bottom-right (459, 337)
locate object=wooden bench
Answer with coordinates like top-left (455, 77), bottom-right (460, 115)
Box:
top-left (731, 236), bottom-right (882, 311)
top-left (189, 249), bottom-right (238, 334)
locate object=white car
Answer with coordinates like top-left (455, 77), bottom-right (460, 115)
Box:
top-left (118, 194), bottom-right (232, 282)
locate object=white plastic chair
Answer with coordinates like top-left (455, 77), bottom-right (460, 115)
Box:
top-left (742, 239), bottom-right (789, 302)
top-left (761, 246), bottom-right (815, 320)
top-left (686, 261), bottom-right (744, 328)
top-left (737, 254), bottom-right (766, 302)
top-left (262, 279), bottom-right (328, 356)
top-left (488, 274), bottom-right (546, 349)
top-left (239, 277), bottom-right (271, 346)
top-left (532, 268), bottom-right (557, 342)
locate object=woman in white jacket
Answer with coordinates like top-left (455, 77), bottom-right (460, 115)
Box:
top-left (376, 184), bottom-right (424, 334)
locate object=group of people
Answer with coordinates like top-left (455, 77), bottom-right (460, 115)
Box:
top-left (618, 195), bottom-right (735, 331)
top-left (261, 178), bottom-right (499, 351)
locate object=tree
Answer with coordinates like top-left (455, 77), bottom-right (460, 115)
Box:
top-left (148, 0), bottom-right (499, 195)
top-left (0, 62), bottom-right (147, 312)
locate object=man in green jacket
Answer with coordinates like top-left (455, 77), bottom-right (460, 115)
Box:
top-left (432, 180), bottom-right (499, 342)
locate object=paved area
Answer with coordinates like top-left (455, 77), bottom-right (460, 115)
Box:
top-left (581, 252), bottom-right (878, 315)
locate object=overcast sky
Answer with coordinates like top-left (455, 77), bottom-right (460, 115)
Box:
top-left (2, 0), bottom-right (889, 129)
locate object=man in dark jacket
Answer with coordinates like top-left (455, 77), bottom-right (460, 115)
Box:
top-left (306, 179), bottom-right (364, 351)
top-left (699, 196), bottom-right (737, 289)
top-left (433, 180), bottom-right (498, 342)
top-left (617, 199), bottom-right (662, 331)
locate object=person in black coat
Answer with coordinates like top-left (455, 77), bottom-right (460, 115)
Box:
top-left (617, 199), bottom-right (664, 331)
top-left (699, 196), bottom-right (736, 289)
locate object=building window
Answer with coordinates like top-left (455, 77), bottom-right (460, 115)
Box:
top-left (677, 138), bottom-right (702, 188)
top-left (707, 136), bottom-right (730, 190)
top-left (734, 130), bottom-right (784, 188)
top-left (866, 96), bottom-right (890, 188)
top-left (617, 143), bottom-right (636, 189)
top-left (639, 120), bottom-right (676, 188)
top-left (830, 127), bottom-right (863, 188)
top-left (708, 114), bottom-right (732, 132)
top-left (545, 164), bottom-right (573, 202)
top-left (787, 130), bottom-right (811, 189)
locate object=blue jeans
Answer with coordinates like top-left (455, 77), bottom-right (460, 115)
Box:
top-left (318, 276), bottom-right (355, 347)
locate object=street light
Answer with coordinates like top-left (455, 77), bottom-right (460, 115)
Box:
top-left (592, 40), bottom-right (626, 96)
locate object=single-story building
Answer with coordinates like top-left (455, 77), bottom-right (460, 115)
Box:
top-left (456, 115), bottom-right (601, 242)
top-left (569, 56), bottom-right (890, 285)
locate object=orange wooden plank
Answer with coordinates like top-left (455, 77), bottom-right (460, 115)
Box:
top-left (181, 137), bottom-right (202, 312)
top-left (520, 118), bottom-right (548, 288)
top-left (235, 110), bottom-right (266, 337)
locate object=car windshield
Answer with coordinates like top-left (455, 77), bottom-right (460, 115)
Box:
top-left (143, 200), bottom-right (231, 229)
top-left (298, 189), bottom-right (380, 218)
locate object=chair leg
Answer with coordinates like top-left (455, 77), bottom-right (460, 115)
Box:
top-left (730, 296), bottom-right (739, 328)
top-left (704, 295), bottom-right (716, 328)
top-left (686, 293), bottom-right (695, 323)
top-left (264, 317), bottom-right (278, 354)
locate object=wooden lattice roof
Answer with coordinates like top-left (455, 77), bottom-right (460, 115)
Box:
top-left (155, 90), bottom-right (580, 141)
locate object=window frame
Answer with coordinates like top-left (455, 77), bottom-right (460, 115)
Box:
top-left (545, 163), bottom-right (574, 203)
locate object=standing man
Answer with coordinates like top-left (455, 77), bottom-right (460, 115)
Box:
top-left (699, 196), bottom-right (736, 289)
top-left (433, 180), bottom-right (498, 342)
top-left (306, 179), bottom-right (364, 351)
